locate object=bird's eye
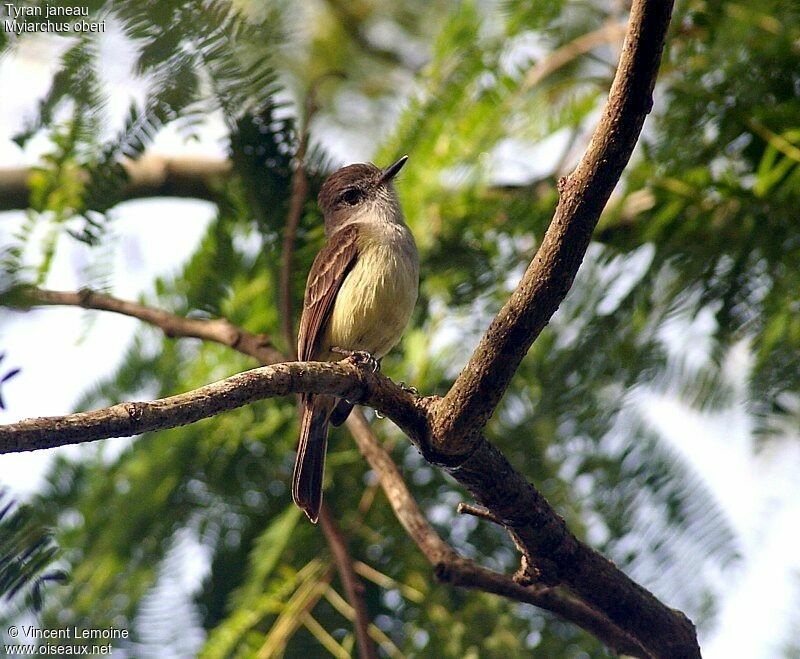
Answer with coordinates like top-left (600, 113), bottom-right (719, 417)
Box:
top-left (339, 188), bottom-right (362, 206)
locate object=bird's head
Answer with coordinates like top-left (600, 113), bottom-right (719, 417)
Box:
top-left (318, 156), bottom-right (408, 235)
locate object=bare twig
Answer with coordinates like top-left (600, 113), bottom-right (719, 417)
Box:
top-left (279, 103), bottom-right (312, 360)
top-left (318, 504), bottom-right (378, 659)
top-left (456, 502), bottom-right (503, 526)
top-left (521, 20), bottom-right (628, 91)
top-left (342, 409), bottom-right (455, 564)
top-left (9, 287), bottom-right (282, 364)
top-left (276, 71), bottom-right (346, 351)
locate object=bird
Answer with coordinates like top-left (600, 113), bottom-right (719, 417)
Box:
top-left (292, 155), bottom-right (419, 523)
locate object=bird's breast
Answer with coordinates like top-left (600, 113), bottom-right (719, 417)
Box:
top-left (323, 223), bottom-right (419, 359)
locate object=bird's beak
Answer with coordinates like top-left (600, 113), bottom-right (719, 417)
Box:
top-left (378, 155), bottom-right (408, 185)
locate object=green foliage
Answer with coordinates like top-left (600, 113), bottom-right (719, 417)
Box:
top-left (0, 490), bottom-right (67, 617)
top-left (600, 0), bottom-right (800, 437)
top-left (2, 0), bottom-right (798, 655)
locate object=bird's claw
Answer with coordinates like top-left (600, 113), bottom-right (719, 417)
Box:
top-left (398, 381), bottom-right (418, 395)
top-left (331, 347), bottom-right (380, 372)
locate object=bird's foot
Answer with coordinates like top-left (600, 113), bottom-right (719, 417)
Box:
top-left (331, 347), bottom-right (381, 373)
top-left (398, 381), bottom-right (418, 395)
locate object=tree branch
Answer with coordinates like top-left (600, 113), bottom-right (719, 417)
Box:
top-left (441, 434), bottom-right (698, 657)
top-left (0, 156), bottom-right (230, 211)
top-left (0, 4), bottom-right (698, 651)
top-left (521, 20), bottom-right (627, 92)
top-left (0, 359), bottom-right (427, 453)
top-left (0, 23), bottom-right (628, 216)
top-left (2, 289), bottom-right (652, 655)
top-left (318, 504), bottom-right (378, 659)
top-left (440, 558), bottom-right (646, 657)
top-left (432, 0), bottom-right (674, 455)
top-left (7, 287), bottom-right (282, 364)
top-left (279, 102), bottom-right (313, 360)
top-left (343, 408), bottom-right (647, 657)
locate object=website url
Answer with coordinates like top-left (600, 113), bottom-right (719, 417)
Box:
top-left (4, 645), bottom-right (113, 656)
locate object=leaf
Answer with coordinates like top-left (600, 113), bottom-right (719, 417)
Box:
top-left (233, 504), bottom-right (304, 607)
top-left (1, 368), bottom-right (21, 384)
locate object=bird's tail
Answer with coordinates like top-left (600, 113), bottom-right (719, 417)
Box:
top-left (292, 394), bottom-right (332, 523)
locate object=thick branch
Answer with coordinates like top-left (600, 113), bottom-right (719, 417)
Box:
top-left (440, 558), bottom-right (646, 657)
top-left (433, 0), bottom-right (674, 453)
top-left (0, 360), bottom-right (425, 454)
top-left (0, 24), bottom-right (628, 216)
top-left (344, 409), bottom-right (647, 656)
top-left (442, 436), bottom-right (697, 657)
top-left (0, 156), bottom-right (230, 211)
top-left (3, 290), bottom-right (656, 654)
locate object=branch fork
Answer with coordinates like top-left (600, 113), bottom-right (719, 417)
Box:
top-left (0, 1), bottom-right (697, 655)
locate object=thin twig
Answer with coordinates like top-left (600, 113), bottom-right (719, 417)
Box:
top-left (279, 74), bottom-right (345, 358)
top-left (279, 101), bottom-right (312, 360)
top-left (10, 287), bottom-right (282, 364)
top-left (456, 502), bottom-right (503, 526)
top-left (318, 504), bottom-right (377, 659)
top-left (521, 20), bottom-right (628, 92)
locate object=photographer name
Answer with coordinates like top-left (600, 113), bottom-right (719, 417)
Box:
top-left (3, 4), bottom-right (105, 33)
top-left (18, 626), bottom-right (129, 640)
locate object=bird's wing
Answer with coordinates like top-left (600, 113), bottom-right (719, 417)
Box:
top-left (297, 224), bottom-right (360, 361)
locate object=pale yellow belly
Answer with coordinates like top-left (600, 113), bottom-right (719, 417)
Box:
top-left (322, 241), bottom-right (418, 360)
